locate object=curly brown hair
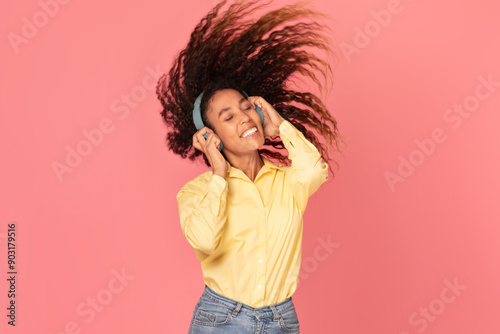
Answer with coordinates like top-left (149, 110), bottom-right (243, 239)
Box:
top-left (156, 0), bottom-right (345, 180)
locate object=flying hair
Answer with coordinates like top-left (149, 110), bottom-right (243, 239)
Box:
top-left (156, 0), bottom-right (346, 180)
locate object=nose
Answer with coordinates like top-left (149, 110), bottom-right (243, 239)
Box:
top-left (238, 107), bottom-right (252, 124)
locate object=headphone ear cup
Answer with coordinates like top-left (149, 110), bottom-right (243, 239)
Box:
top-left (218, 137), bottom-right (223, 151)
top-left (255, 106), bottom-right (264, 125)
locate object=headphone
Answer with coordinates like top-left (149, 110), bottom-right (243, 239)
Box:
top-left (192, 90), bottom-right (264, 151)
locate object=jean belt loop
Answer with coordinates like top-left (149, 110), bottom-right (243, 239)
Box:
top-left (270, 304), bottom-right (282, 322)
top-left (232, 302), bottom-right (243, 317)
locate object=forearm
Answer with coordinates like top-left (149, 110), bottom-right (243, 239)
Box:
top-left (279, 120), bottom-right (329, 213)
top-left (279, 120), bottom-right (328, 181)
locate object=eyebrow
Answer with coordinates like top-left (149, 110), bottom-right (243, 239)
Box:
top-left (218, 97), bottom-right (247, 119)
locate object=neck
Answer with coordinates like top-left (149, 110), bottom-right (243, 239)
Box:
top-left (226, 150), bottom-right (264, 182)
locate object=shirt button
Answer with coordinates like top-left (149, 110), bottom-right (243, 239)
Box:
top-left (259, 259), bottom-right (263, 263)
top-left (259, 235), bottom-right (263, 239)
top-left (258, 285), bottom-right (262, 289)
top-left (257, 209), bottom-right (261, 213)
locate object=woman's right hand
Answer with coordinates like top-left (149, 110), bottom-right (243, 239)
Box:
top-left (192, 127), bottom-right (228, 178)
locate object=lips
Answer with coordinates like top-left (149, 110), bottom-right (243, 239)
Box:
top-left (240, 125), bottom-right (258, 138)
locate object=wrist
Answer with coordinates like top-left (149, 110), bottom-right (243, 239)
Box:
top-left (276, 118), bottom-right (285, 136)
top-left (213, 170), bottom-right (227, 179)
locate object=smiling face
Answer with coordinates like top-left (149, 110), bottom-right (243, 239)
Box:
top-left (206, 88), bottom-right (265, 154)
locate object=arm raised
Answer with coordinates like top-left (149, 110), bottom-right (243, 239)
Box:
top-left (280, 120), bottom-right (329, 214)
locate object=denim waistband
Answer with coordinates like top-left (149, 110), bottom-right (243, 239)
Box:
top-left (201, 284), bottom-right (294, 319)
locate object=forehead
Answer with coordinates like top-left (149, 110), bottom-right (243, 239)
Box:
top-left (209, 89), bottom-right (244, 106)
top-left (207, 89), bottom-right (247, 116)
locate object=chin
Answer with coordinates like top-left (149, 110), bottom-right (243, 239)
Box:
top-left (246, 140), bottom-right (264, 151)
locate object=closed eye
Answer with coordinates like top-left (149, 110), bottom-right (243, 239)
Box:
top-left (225, 107), bottom-right (252, 121)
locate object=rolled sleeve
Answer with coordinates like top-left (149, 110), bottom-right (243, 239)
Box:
top-left (279, 120), bottom-right (329, 213)
top-left (177, 173), bottom-right (228, 256)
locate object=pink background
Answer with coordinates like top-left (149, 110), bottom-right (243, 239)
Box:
top-left (2, 0), bottom-right (499, 333)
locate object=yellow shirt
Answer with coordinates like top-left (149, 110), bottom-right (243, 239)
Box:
top-left (176, 120), bottom-right (329, 308)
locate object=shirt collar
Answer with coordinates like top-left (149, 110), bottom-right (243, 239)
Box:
top-left (225, 156), bottom-right (280, 180)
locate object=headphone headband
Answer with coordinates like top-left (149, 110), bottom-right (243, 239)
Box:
top-left (192, 92), bottom-right (205, 131)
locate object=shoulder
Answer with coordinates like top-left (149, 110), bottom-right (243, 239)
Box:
top-left (176, 171), bottom-right (213, 196)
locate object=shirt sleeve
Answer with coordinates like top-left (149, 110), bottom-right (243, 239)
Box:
top-left (279, 119), bottom-right (329, 214)
top-left (176, 173), bottom-right (228, 257)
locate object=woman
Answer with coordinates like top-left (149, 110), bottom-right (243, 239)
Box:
top-left (156, 0), bottom-right (344, 332)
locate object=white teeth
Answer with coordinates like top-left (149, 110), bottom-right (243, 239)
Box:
top-left (241, 127), bottom-right (257, 138)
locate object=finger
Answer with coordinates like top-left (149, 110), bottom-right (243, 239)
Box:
top-left (247, 96), bottom-right (257, 107)
top-left (192, 135), bottom-right (203, 151)
top-left (195, 127), bottom-right (213, 141)
top-left (202, 132), bottom-right (213, 151)
top-left (194, 132), bottom-right (205, 148)
top-left (202, 127), bottom-right (214, 134)
top-left (194, 129), bottom-right (211, 152)
top-left (194, 139), bottom-right (201, 152)
top-left (205, 132), bottom-right (221, 151)
top-left (250, 96), bottom-right (264, 109)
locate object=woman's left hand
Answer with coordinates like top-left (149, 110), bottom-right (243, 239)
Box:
top-left (248, 96), bottom-right (285, 137)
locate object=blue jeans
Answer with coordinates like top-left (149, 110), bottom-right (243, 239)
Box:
top-left (188, 284), bottom-right (300, 333)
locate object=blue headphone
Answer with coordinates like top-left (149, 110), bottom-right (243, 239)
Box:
top-left (192, 90), bottom-right (264, 151)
